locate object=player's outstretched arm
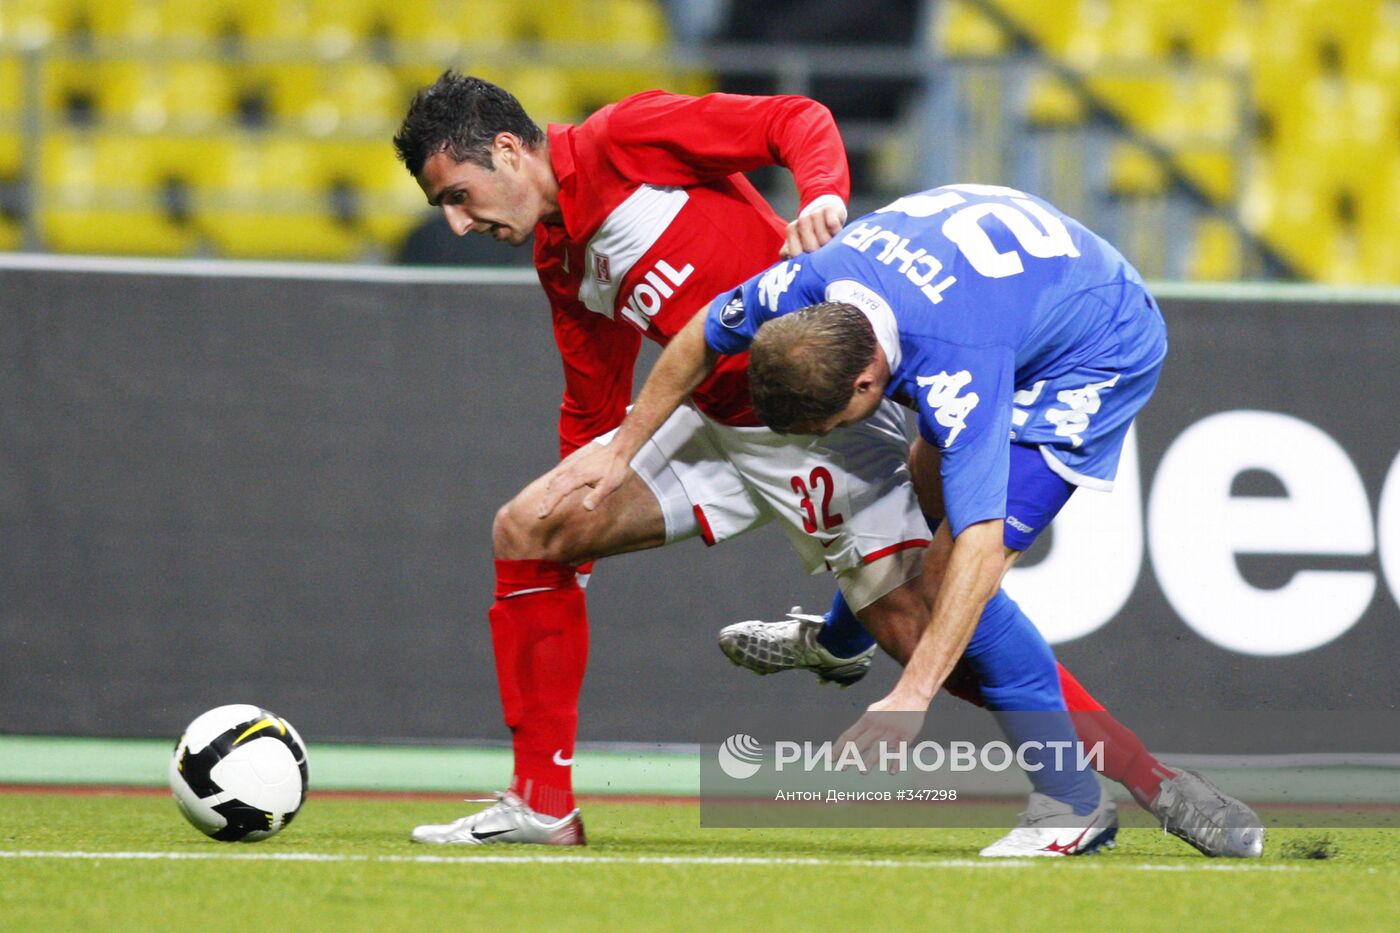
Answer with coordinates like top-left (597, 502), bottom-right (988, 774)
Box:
top-left (538, 312), bottom-right (719, 517)
top-left (837, 519), bottom-right (1005, 764)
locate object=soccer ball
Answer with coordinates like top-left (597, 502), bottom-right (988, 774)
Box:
top-left (169, 704), bottom-right (309, 842)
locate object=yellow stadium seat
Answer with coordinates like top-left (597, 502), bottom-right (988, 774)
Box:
top-left (39, 132), bottom-right (201, 255)
top-left (243, 60), bottom-right (402, 136)
top-left (447, 0), bottom-right (527, 48)
top-left (241, 62), bottom-right (321, 129)
top-left (1022, 74), bottom-right (1085, 127)
top-left (1355, 153), bottom-right (1400, 282)
top-left (198, 136), bottom-right (362, 260)
top-left (64, 0), bottom-right (149, 40)
top-left (934, 0), bottom-right (1009, 56)
top-left (224, 0), bottom-right (313, 42)
top-left (319, 61), bottom-right (402, 134)
top-left (1105, 142), bottom-right (1168, 197)
top-left (39, 56), bottom-right (97, 120)
top-left (1, 1), bottom-right (59, 47)
top-left (535, 0), bottom-right (668, 48)
top-left (0, 55), bottom-right (23, 115)
top-left (1188, 217), bottom-right (1243, 281)
top-left (157, 2), bottom-right (244, 41)
top-left (1086, 75), bottom-right (1174, 140)
top-left (502, 65), bottom-right (583, 124)
top-left (309, 138), bottom-right (424, 247)
top-left (993, 0), bottom-right (1080, 58)
top-left (86, 60), bottom-right (238, 132)
top-left (0, 132), bottom-right (21, 175)
top-left (1175, 148), bottom-right (1235, 204)
top-left (0, 216), bottom-right (22, 251)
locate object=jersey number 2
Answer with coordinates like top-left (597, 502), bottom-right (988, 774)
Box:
top-left (792, 467), bottom-right (843, 534)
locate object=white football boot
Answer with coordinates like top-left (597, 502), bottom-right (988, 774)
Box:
top-left (410, 791), bottom-right (586, 846)
top-left (1150, 770), bottom-right (1265, 858)
top-left (718, 608), bottom-right (875, 687)
top-left (979, 786), bottom-right (1118, 857)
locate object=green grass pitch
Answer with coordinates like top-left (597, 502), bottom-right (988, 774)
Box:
top-left (3, 790), bottom-right (1399, 932)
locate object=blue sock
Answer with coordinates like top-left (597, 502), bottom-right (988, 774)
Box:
top-left (813, 589), bottom-right (876, 658)
top-left (965, 590), bottom-right (1101, 816)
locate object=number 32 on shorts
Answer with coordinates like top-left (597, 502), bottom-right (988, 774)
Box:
top-left (791, 466), bottom-right (844, 533)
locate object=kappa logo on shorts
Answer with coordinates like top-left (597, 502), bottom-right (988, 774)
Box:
top-left (1046, 374), bottom-right (1121, 448)
top-left (720, 292), bottom-right (746, 328)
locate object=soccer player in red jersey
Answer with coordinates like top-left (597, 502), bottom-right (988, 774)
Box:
top-left (392, 73), bottom-right (1244, 856)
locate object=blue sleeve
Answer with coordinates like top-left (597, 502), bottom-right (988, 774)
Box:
top-left (703, 258), bottom-right (822, 355)
top-left (915, 344), bottom-right (1016, 538)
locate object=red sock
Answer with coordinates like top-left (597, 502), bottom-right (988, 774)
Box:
top-left (1057, 663), bottom-right (1178, 810)
top-left (490, 559), bottom-right (588, 818)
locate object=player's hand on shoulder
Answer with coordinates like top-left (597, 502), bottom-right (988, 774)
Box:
top-left (781, 196), bottom-right (847, 259)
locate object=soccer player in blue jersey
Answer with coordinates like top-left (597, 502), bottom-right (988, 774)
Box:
top-left (544, 183), bottom-right (1264, 857)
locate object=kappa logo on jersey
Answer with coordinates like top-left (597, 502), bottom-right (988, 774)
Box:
top-left (594, 253), bottom-right (611, 283)
top-left (916, 370), bottom-right (979, 446)
top-left (719, 291), bottom-right (746, 328)
top-left (757, 261), bottom-right (800, 312)
top-left (618, 258), bottom-right (695, 330)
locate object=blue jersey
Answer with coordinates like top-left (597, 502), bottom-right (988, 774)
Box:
top-left (705, 184), bottom-right (1167, 538)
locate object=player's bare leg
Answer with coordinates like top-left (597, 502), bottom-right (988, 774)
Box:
top-left (414, 454), bottom-right (668, 846)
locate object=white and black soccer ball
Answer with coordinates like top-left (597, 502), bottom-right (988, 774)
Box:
top-left (169, 704), bottom-right (309, 842)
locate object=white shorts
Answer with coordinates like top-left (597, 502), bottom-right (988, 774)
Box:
top-left (595, 400), bottom-right (928, 611)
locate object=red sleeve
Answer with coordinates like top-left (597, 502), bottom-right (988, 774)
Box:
top-left (551, 298), bottom-right (643, 460)
top-left (595, 91), bottom-right (850, 210)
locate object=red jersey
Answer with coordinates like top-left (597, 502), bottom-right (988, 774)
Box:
top-left (532, 91), bottom-right (850, 457)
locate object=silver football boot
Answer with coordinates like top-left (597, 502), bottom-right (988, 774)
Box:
top-left (718, 607), bottom-right (875, 687)
top-left (1151, 770), bottom-right (1265, 857)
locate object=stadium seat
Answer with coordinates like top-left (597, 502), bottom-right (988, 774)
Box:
top-left (85, 59), bottom-right (238, 132)
top-left (0, 131), bottom-right (20, 176)
top-left (39, 131), bottom-right (201, 254)
top-left (1021, 74), bottom-right (1086, 128)
top-left (443, 0), bottom-right (527, 49)
top-left (1105, 143), bottom-right (1168, 197)
top-left (0, 55), bottom-right (23, 116)
top-left (0, 0), bottom-right (92, 46)
top-left (934, 0), bottom-right (1009, 56)
top-left (0, 215), bottom-right (22, 250)
top-left (1175, 148), bottom-right (1235, 204)
top-left (310, 138), bottom-right (424, 248)
top-left (223, 0), bottom-right (313, 43)
top-left (1187, 217), bottom-right (1243, 281)
top-left (501, 65), bottom-right (584, 125)
top-left (198, 135), bottom-right (363, 260)
top-left (534, 0), bottom-right (668, 48)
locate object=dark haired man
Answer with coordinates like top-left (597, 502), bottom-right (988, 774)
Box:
top-left (394, 77), bottom-right (1240, 857)
top-left (546, 183), bottom-right (1265, 857)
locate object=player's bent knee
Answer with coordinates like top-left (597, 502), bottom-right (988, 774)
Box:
top-left (491, 491), bottom-right (558, 561)
top-left (491, 490), bottom-right (601, 564)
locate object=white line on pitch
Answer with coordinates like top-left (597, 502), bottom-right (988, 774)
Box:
top-left (0, 850), bottom-right (1301, 872)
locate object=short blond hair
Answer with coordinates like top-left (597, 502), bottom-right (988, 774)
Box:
top-left (748, 302), bottom-right (876, 433)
